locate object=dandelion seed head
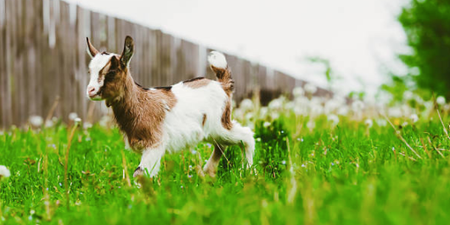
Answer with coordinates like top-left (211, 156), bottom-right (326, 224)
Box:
top-left (437, 96), bottom-right (446, 105)
top-left (68, 112), bottom-right (78, 121)
top-left (0, 165), bottom-right (11, 178)
top-left (29, 115), bottom-right (43, 127)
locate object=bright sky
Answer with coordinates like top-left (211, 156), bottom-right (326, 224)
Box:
top-left (65, 0), bottom-right (410, 98)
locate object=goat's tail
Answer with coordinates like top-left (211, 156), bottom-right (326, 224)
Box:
top-left (208, 51), bottom-right (234, 94)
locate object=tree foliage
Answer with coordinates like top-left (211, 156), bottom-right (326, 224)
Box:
top-left (399, 0), bottom-right (450, 96)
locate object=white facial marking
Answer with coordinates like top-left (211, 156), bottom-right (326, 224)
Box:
top-left (86, 54), bottom-right (115, 100)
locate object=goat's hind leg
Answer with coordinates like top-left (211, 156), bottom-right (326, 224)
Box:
top-left (133, 146), bottom-right (166, 178)
top-left (203, 144), bottom-right (225, 177)
top-left (225, 123), bottom-right (255, 167)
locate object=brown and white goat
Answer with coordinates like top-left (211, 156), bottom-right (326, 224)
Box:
top-left (86, 36), bottom-right (255, 177)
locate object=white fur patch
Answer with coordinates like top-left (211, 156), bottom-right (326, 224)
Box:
top-left (86, 54), bottom-right (115, 99)
top-left (136, 80), bottom-right (256, 177)
top-left (162, 81), bottom-right (227, 152)
top-left (208, 51), bottom-right (227, 69)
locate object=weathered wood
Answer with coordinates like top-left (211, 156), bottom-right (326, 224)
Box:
top-left (0, 0), bottom-right (310, 128)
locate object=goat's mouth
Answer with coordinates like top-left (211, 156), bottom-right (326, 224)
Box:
top-left (89, 95), bottom-right (103, 101)
top-left (87, 88), bottom-right (104, 101)
top-left (88, 92), bottom-right (103, 101)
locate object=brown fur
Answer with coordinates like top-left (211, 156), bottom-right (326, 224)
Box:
top-left (210, 65), bottom-right (234, 96)
top-left (202, 114), bottom-right (207, 127)
top-left (184, 77), bottom-right (211, 89)
top-left (221, 99), bottom-right (233, 130)
top-left (203, 144), bottom-right (224, 177)
top-left (99, 56), bottom-right (176, 152)
top-left (210, 65), bottom-right (234, 130)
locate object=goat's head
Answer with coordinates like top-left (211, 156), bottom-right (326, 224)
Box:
top-left (86, 36), bottom-right (134, 102)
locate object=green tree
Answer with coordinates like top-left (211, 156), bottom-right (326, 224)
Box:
top-left (399, 0), bottom-right (450, 97)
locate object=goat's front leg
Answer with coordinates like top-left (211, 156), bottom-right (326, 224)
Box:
top-left (133, 146), bottom-right (166, 178)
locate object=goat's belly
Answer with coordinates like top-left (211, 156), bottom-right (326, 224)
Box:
top-left (163, 114), bottom-right (205, 153)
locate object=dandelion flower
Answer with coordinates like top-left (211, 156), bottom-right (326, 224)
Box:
top-left (403, 91), bottom-right (413, 100)
top-left (68, 112), bottom-right (79, 121)
top-left (352, 100), bottom-right (365, 112)
top-left (292, 87), bottom-right (305, 97)
top-left (327, 114), bottom-right (339, 126)
top-left (304, 83), bottom-right (317, 94)
top-left (29, 115), bottom-right (43, 127)
top-left (376, 119), bottom-right (387, 127)
top-left (239, 99), bottom-right (253, 111)
top-left (268, 98), bottom-right (283, 111)
top-left (0, 165), bottom-right (11, 178)
top-left (83, 122), bottom-right (93, 129)
top-left (410, 114), bottom-right (419, 123)
top-left (437, 96), bottom-right (446, 105)
top-left (45, 120), bottom-right (54, 128)
top-left (74, 118), bottom-right (82, 126)
top-left (307, 120), bottom-right (315, 130)
top-left (259, 107), bottom-right (268, 117)
top-left (365, 119), bottom-right (373, 128)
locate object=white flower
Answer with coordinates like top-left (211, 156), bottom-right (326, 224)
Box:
top-left (304, 83), bottom-right (317, 94)
top-left (263, 122), bottom-right (271, 128)
top-left (307, 120), bottom-right (315, 130)
top-left (403, 91), bottom-right (413, 100)
top-left (310, 104), bottom-right (324, 117)
top-left (74, 118), bottom-right (82, 126)
top-left (410, 114), bottom-right (419, 123)
top-left (83, 122), bottom-right (93, 129)
top-left (437, 96), bottom-right (446, 105)
top-left (365, 119), bottom-right (373, 128)
top-left (337, 106), bottom-right (349, 116)
top-left (270, 112), bottom-right (280, 120)
top-left (414, 95), bottom-right (424, 104)
top-left (245, 113), bottom-right (254, 121)
top-left (268, 98), bottom-right (283, 111)
top-left (45, 120), bottom-right (54, 128)
top-left (0, 165), bottom-right (10, 178)
top-left (327, 114), bottom-right (339, 126)
top-left (352, 100), bottom-right (365, 112)
top-left (68, 112), bottom-right (79, 121)
top-left (388, 107), bottom-right (402, 118)
top-left (376, 119), bottom-right (387, 127)
top-left (292, 87), bottom-right (305, 97)
top-left (29, 115), bottom-right (43, 127)
top-left (259, 107), bottom-right (268, 117)
top-left (285, 102), bottom-right (295, 110)
top-left (294, 105), bottom-right (307, 115)
top-left (444, 104), bottom-right (450, 111)
top-left (240, 99), bottom-right (253, 111)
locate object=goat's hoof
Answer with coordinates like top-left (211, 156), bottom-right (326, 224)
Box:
top-left (133, 166), bottom-right (144, 177)
top-left (203, 169), bottom-right (216, 178)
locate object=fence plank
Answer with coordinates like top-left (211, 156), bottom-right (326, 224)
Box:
top-left (0, 0), bottom-right (312, 128)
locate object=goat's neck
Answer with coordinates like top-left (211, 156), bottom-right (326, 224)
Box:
top-left (110, 74), bottom-right (143, 128)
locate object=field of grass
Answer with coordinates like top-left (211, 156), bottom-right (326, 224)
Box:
top-left (1, 95), bottom-right (450, 224)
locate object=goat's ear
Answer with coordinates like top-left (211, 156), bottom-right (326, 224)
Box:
top-left (86, 37), bottom-right (99, 58)
top-left (120, 36), bottom-right (134, 68)
top-left (110, 55), bottom-right (120, 69)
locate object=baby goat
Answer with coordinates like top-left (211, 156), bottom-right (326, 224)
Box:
top-left (86, 36), bottom-right (255, 178)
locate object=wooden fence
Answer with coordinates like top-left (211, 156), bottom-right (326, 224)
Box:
top-left (0, 0), bottom-right (329, 128)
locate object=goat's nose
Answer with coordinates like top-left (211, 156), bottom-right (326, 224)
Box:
top-left (87, 87), bottom-right (96, 96)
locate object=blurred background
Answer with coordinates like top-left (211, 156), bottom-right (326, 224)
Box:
top-left (0, 0), bottom-right (449, 128)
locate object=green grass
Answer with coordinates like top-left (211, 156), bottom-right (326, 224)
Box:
top-left (1, 112), bottom-right (450, 224)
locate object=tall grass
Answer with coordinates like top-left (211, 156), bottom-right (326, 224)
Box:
top-left (1, 91), bottom-right (450, 224)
